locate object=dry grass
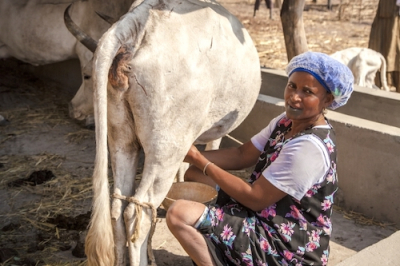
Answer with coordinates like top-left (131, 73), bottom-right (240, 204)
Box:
top-left (0, 152), bottom-right (94, 265)
top-left (333, 205), bottom-right (398, 229)
top-left (222, 0), bottom-right (379, 69)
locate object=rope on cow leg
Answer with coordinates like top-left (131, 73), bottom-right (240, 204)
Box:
top-left (112, 193), bottom-right (157, 265)
top-left (144, 201), bottom-right (157, 265)
top-left (131, 201), bottom-right (142, 242)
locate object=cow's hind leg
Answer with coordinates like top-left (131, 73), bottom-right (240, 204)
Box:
top-left (123, 151), bottom-right (186, 266)
top-left (123, 198), bottom-right (158, 266)
top-left (110, 149), bottom-right (141, 265)
top-left (107, 96), bottom-right (141, 265)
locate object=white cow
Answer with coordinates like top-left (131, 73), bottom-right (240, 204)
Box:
top-left (79, 0), bottom-right (261, 264)
top-left (330, 47), bottom-right (390, 91)
top-left (0, 0), bottom-right (133, 123)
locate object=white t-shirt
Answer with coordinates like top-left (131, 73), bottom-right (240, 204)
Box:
top-left (250, 112), bottom-right (331, 201)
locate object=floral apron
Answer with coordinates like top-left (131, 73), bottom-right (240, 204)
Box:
top-left (198, 116), bottom-right (338, 266)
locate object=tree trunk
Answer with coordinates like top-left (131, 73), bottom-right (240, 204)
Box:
top-left (275, 0), bottom-right (282, 9)
top-left (369, 0), bottom-right (400, 91)
top-left (280, 0), bottom-right (308, 62)
top-left (327, 0), bottom-right (332, 10)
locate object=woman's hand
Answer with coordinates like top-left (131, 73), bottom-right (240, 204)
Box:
top-left (184, 145), bottom-right (201, 165)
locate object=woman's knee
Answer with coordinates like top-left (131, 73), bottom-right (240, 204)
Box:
top-left (166, 199), bottom-right (186, 230)
top-left (166, 199), bottom-right (207, 230)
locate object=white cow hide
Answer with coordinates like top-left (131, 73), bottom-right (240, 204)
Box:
top-left (0, 0), bottom-right (133, 123)
top-left (85, 0), bottom-right (261, 265)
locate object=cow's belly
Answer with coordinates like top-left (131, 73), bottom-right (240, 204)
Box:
top-left (0, 4), bottom-right (77, 65)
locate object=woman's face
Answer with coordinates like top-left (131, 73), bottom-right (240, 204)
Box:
top-left (284, 71), bottom-right (334, 123)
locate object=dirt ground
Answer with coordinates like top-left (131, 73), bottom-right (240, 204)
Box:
top-left (0, 0), bottom-right (398, 265)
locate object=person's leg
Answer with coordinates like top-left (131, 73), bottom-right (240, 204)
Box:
top-left (184, 164), bottom-right (217, 188)
top-left (393, 71), bottom-right (400, 93)
top-left (166, 199), bottom-right (216, 266)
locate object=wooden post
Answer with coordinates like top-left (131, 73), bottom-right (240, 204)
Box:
top-left (280, 0), bottom-right (308, 62)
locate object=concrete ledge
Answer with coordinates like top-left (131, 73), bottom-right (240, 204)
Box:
top-left (0, 58), bottom-right (81, 99)
top-left (334, 230), bottom-right (400, 266)
top-left (229, 94), bottom-right (400, 227)
top-left (5, 59), bottom-right (400, 128)
top-left (2, 59), bottom-right (399, 226)
top-left (260, 68), bottom-right (400, 128)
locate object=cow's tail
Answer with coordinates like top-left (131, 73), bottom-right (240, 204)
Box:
top-left (85, 27), bottom-right (122, 266)
top-left (379, 54), bottom-right (390, 91)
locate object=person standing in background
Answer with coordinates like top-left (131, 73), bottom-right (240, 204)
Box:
top-left (369, 0), bottom-right (400, 92)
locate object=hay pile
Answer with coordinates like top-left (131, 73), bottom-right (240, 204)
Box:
top-left (0, 65), bottom-right (97, 265)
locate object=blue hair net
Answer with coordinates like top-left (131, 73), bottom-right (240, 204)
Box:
top-left (286, 51), bottom-right (354, 110)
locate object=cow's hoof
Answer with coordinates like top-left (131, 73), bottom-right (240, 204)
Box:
top-left (0, 115), bottom-right (10, 126)
top-left (85, 115), bottom-right (95, 130)
top-left (72, 240), bottom-right (86, 258)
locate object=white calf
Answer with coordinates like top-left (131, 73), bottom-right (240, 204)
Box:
top-left (330, 47), bottom-right (390, 91)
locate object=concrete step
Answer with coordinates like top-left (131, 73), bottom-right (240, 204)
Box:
top-left (259, 68), bottom-right (400, 128)
top-left (334, 230), bottom-right (400, 266)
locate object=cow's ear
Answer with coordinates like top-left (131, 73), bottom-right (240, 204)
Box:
top-left (108, 45), bottom-right (134, 91)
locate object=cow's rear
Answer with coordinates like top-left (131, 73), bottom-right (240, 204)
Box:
top-left (86, 0), bottom-right (261, 265)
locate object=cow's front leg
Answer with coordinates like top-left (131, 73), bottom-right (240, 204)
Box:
top-left (204, 137), bottom-right (222, 151)
top-left (176, 138), bottom-right (223, 182)
top-left (175, 162), bottom-right (189, 182)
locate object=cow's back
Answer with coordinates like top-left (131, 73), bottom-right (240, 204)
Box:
top-left (330, 47), bottom-right (365, 65)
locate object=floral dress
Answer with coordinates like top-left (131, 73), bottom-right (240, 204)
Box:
top-left (197, 116), bottom-right (338, 266)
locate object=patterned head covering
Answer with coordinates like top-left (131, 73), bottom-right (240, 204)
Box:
top-left (286, 51), bottom-right (354, 110)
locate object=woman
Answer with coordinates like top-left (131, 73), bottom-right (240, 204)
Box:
top-left (166, 51), bottom-right (354, 266)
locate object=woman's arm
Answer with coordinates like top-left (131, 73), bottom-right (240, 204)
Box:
top-left (185, 141), bottom-right (261, 171)
top-left (184, 144), bottom-right (287, 211)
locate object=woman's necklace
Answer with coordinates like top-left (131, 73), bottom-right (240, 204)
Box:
top-left (273, 124), bottom-right (314, 155)
top-left (283, 123), bottom-right (315, 141)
